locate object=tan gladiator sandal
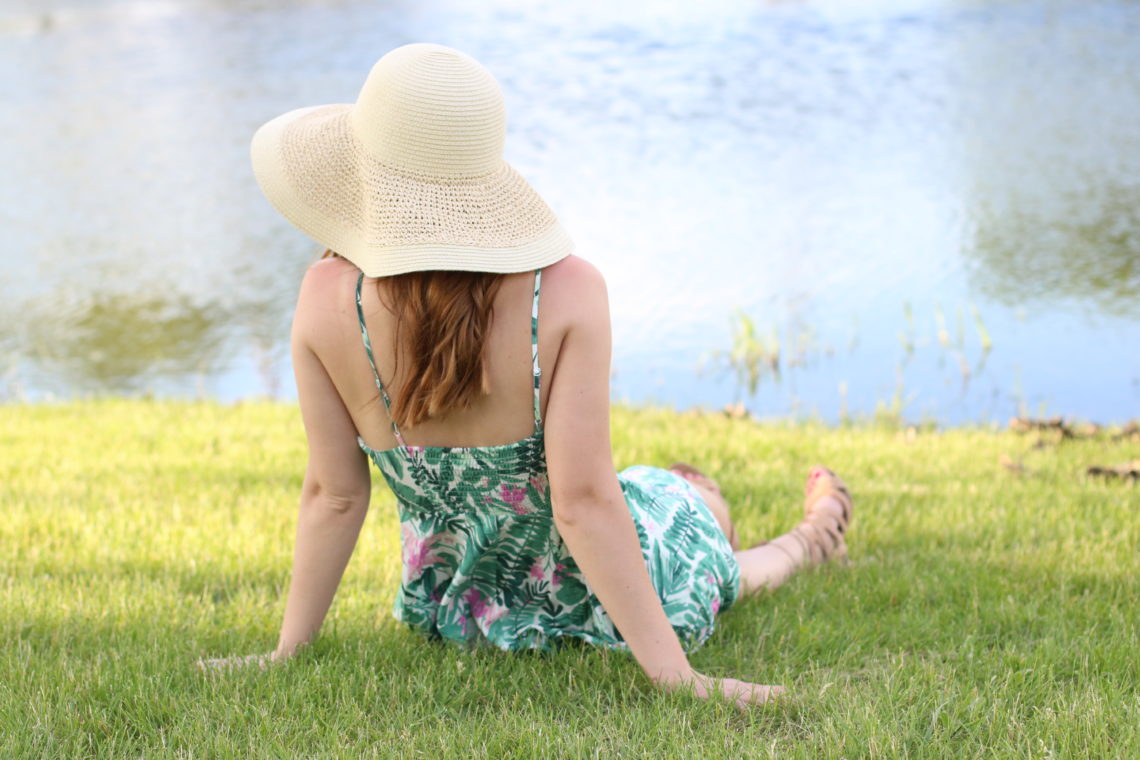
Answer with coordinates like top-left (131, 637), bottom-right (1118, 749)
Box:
top-left (756, 466), bottom-right (853, 567)
top-left (794, 465), bottom-right (853, 564)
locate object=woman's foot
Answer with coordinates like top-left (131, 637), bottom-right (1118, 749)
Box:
top-left (669, 462), bottom-right (740, 551)
top-left (734, 466), bottom-right (854, 595)
top-left (792, 466), bottom-right (853, 565)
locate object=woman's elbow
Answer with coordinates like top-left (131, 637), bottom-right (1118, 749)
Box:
top-left (301, 479), bottom-right (370, 515)
top-left (551, 486), bottom-right (627, 530)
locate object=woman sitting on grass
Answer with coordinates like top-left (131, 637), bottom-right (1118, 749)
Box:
top-left (204, 43), bottom-right (853, 709)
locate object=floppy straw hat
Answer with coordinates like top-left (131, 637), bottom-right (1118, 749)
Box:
top-left (251, 43), bottom-right (574, 276)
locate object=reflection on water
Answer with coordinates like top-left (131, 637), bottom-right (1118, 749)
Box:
top-left (2, 0), bottom-right (1138, 421)
top-left (5, 277), bottom-right (297, 397)
top-left (969, 182), bottom-right (1140, 318)
top-left (23, 288), bottom-right (228, 392)
top-left (2, 230), bottom-right (304, 399)
top-left (956, 5), bottom-right (1140, 318)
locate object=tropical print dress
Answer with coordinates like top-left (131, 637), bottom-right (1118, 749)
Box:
top-left (354, 270), bottom-right (741, 652)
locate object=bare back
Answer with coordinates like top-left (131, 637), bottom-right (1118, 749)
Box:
top-left (297, 254), bottom-right (585, 452)
top-left (290, 249), bottom-right (616, 519)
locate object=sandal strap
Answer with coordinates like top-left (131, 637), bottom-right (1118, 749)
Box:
top-left (796, 466), bottom-right (853, 565)
top-left (792, 519), bottom-right (845, 564)
top-left (804, 468), bottom-right (853, 532)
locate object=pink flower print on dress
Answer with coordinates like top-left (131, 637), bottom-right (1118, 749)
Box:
top-left (400, 523), bottom-right (443, 583)
top-left (482, 600), bottom-right (507, 625)
top-left (706, 574), bottom-right (722, 615)
top-left (551, 562), bottom-right (566, 586)
top-left (528, 474), bottom-right (547, 496)
top-left (500, 484), bottom-right (529, 514)
top-left (500, 484), bottom-right (526, 504)
top-left (463, 588), bottom-right (507, 626)
top-left (463, 587), bottom-right (487, 618)
top-left (529, 563), bottom-right (545, 580)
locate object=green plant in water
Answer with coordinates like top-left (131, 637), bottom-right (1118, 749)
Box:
top-left (898, 301), bottom-right (916, 361)
top-left (706, 309), bottom-right (780, 403)
top-left (872, 366), bottom-right (917, 430)
top-left (969, 303), bottom-right (993, 352)
top-left (934, 305), bottom-right (951, 349)
top-left (932, 302), bottom-right (995, 383)
top-left (787, 324), bottom-right (819, 369)
top-left (969, 302), bottom-right (994, 375)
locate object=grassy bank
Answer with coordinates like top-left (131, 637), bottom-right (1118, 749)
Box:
top-left (1, 400), bottom-right (1137, 759)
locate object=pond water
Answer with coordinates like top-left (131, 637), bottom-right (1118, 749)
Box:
top-left (3, 0), bottom-right (1138, 424)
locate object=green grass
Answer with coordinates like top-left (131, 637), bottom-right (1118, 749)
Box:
top-left (1, 400), bottom-right (1137, 759)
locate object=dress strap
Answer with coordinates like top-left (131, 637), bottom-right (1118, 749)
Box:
top-left (355, 272), bottom-right (407, 448)
top-left (531, 269), bottom-right (543, 431)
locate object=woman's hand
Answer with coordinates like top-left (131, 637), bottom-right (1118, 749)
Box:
top-left (658, 669), bottom-right (786, 709)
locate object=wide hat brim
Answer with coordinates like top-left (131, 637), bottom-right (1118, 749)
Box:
top-left (251, 103), bottom-right (574, 277)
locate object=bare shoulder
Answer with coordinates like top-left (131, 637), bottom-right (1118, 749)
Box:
top-left (543, 254), bottom-right (607, 290)
top-left (293, 256), bottom-right (360, 344)
top-left (298, 255), bottom-right (360, 303)
top-left (540, 255), bottom-right (609, 322)
top-left (296, 256), bottom-right (361, 312)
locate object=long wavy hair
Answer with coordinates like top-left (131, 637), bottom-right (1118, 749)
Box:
top-left (323, 250), bottom-right (504, 429)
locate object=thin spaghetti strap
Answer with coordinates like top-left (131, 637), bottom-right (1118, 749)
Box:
top-left (531, 269), bottom-right (543, 431)
top-left (355, 272), bottom-right (408, 448)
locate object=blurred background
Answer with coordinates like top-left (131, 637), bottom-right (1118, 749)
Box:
top-left (2, 0), bottom-right (1138, 424)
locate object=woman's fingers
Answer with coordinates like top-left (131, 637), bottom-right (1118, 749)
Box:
top-left (753, 684), bottom-right (787, 705)
top-left (683, 671), bottom-right (787, 708)
top-left (720, 678), bottom-right (787, 708)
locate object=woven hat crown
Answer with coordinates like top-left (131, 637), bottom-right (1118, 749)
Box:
top-left (351, 44), bottom-right (507, 177)
top-left (251, 42), bottom-right (574, 276)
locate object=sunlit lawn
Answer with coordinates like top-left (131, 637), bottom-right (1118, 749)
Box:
top-left (2, 400), bottom-right (1137, 758)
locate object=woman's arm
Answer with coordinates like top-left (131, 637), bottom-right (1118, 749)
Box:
top-left (273, 264), bottom-right (372, 659)
top-left (543, 258), bottom-right (781, 707)
top-left (543, 258), bottom-right (690, 683)
top-left (198, 264), bottom-right (369, 671)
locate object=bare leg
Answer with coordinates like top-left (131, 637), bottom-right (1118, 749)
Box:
top-left (732, 493), bottom-right (847, 595)
top-left (671, 464), bottom-right (852, 598)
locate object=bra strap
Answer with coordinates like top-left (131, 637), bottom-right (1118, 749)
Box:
top-left (355, 272), bottom-right (407, 448)
top-left (531, 269), bottom-right (543, 431)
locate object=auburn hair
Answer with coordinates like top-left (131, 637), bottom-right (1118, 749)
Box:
top-left (323, 250), bottom-right (505, 429)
